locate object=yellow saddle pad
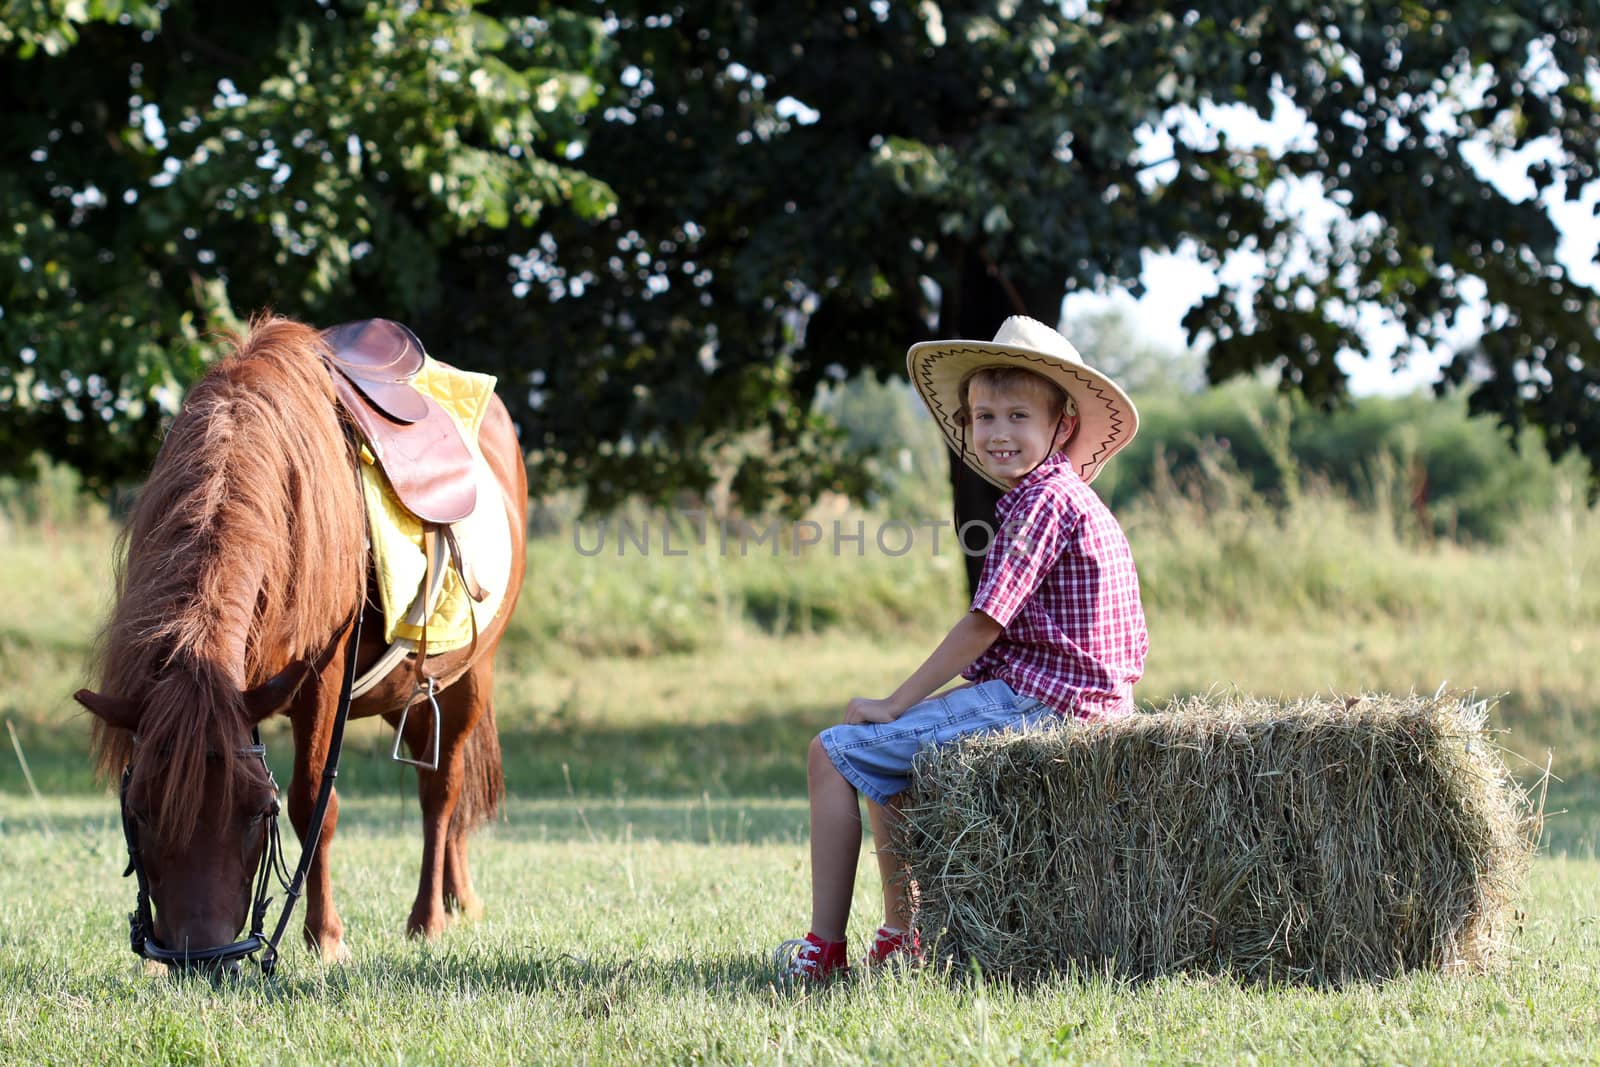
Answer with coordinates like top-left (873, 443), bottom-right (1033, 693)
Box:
top-left (359, 358), bottom-right (512, 652)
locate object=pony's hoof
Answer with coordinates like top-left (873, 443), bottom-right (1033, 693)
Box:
top-left (303, 926), bottom-right (350, 964)
top-left (318, 938), bottom-right (351, 965)
top-left (406, 911), bottom-right (450, 940)
top-left (445, 894), bottom-right (485, 922)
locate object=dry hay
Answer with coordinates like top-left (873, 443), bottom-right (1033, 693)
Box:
top-left (900, 692), bottom-right (1541, 986)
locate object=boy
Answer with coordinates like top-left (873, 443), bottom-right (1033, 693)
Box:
top-left (775, 315), bottom-right (1148, 980)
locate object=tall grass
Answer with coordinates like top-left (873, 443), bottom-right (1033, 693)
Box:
top-left (9, 447), bottom-right (1591, 671)
top-left (6, 453), bottom-right (1597, 792)
top-left (503, 506), bottom-right (968, 661)
top-left (1126, 443), bottom-right (1599, 629)
top-left (505, 453), bottom-right (1600, 668)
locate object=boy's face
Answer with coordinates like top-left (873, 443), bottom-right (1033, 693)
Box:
top-left (967, 378), bottom-right (1075, 487)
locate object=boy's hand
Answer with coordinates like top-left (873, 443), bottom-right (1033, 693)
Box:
top-left (844, 697), bottom-right (900, 725)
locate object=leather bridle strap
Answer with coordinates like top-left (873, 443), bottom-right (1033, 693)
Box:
top-left (119, 764), bottom-right (156, 957)
top-left (121, 735), bottom-right (274, 968)
top-left (257, 604), bottom-right (363, 976)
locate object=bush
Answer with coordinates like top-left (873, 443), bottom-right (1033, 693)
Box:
top-left (1121, 441), bottom-right (1599, 629)
top-left (1101, 383), bottom-right (1574, 543)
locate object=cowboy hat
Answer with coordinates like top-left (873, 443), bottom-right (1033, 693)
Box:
top-left (906, 315), bottom-right (1138, 488)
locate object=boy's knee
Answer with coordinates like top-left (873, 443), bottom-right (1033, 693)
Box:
top-left (808, 735), bottom-right (842, 780)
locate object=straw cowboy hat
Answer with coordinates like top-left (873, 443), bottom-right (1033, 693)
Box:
top-left (907, 315), bottom-right (1139, 488)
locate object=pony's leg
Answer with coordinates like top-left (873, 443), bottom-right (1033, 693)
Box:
top-left (287, 700), bottom-right (349, 963)
top-left (442, 675), bottom-right (501, 922)
top-left (396, 669), bottom-right (486, 939)
top-left (453, 666), bottom-right (505, 920)
top-left (443, 811), bottom-right (484, 921)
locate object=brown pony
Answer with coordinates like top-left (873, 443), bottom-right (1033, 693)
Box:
top-left (75, 316), bottom-right (528, 965)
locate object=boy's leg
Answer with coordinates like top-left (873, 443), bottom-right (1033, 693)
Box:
top-left (807, 735), bottom-right (862, 942)
top-left (804, 689), bottom-right (969, 946)
top-left (866, 797), bottom-right (915, 932)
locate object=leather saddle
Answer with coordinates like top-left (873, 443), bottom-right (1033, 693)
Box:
top-left (321, 319), bottom-right (478, 524)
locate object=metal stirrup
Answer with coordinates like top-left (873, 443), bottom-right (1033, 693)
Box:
top-left (391, 678), bottom-right (441, 771)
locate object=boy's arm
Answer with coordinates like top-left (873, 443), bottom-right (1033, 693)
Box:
top-left (843, 610), bottom-right (1003, 725)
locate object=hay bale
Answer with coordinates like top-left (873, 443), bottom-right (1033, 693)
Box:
top-left (900, 692), bottom-right (1539, 985)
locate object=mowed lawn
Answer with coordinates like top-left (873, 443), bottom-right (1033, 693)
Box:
top-left (3, 517), bottom-right (1599, 1064)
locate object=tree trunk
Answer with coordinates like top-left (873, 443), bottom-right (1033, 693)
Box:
top-left (939, 247), bottom-right (1066, 597)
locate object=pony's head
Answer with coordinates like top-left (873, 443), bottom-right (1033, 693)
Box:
top-left (77, 664), bottom-right (312, 969)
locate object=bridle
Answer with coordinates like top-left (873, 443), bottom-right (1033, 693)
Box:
top-left (119, 735), bottom-right (276, 968)
top-left (117, 610), bottom-right (362, 975)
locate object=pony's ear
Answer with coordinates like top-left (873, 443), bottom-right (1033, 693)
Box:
top-left (75, 689), bottom-right (143, 732)
top-left (242, 661), bottom-right (315, 724)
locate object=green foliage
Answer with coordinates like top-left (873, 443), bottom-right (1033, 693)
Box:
top-left (540, 0), bottom-right (1600, 505)
top-left (1, 0), bottom-right (614, 494)
top-left (1105, 382), bottom-right (1580, 541)
top-left (0, 453), bottom-right (108, 530)
top-left (6, 2), bottom-right (1598, 509)
top-left (813, 375), bottom-right (953, 519)
top-left (1060, 299), bottom-right (1207, 396)
top-left (822, 363), bottom-right (1581, 545)
top-left (1122, 452), bottom-right (1600, 630)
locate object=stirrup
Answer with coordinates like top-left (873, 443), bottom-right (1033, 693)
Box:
top-left (391, 678), bottom-right (441, 771)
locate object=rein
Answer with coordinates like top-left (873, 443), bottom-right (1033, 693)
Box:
top-left (260, 607), bottom-right (361, 976)
top-left (118, 607), bottom-right (363, 975)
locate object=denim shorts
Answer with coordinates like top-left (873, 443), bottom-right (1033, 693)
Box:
top-left (818, 679), bottom-right (1058, 805)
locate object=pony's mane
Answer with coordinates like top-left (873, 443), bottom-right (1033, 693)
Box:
top-left (90, 316), bottom-right (364, 839)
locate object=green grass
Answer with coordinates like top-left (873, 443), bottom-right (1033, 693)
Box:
top-left (3, 476), bottom-right (1599, 1063)
top-left (3, 793), bottom-right (1599, 1064)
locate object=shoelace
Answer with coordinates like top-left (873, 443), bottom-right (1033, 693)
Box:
top-left (772, 937), bottom-right (825, 976)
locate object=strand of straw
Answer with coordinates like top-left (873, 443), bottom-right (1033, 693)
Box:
top-left (7, 718), bottom-right (54, 840)
top-left (6, 718), bottom-right (43, 801)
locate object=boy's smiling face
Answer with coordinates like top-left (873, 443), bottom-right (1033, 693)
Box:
top-left (967, 377), bottom-right (1075, 486)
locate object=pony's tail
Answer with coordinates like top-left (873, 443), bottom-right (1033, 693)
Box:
top-left (451, 694), bottom-right (504, 835)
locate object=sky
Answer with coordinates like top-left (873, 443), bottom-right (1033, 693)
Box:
top-left (1062, 92), bottom-right (1600, 398)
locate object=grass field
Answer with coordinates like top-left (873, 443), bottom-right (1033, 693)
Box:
top-left (3, 478), bottom-right (1599, 1064)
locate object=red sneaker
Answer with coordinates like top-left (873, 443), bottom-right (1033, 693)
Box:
top-left (773, 932), bottom-right (849, 982)
top-left (863, 925), bottom-right (922, 969)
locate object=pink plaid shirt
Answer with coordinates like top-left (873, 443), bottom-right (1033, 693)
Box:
top-left (962, 453), bottom-right (1148, 719)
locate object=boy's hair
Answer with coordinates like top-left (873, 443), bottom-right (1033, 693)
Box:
top-left (957, 366), bottom-right (1077, 426)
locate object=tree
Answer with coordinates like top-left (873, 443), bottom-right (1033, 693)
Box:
top-left (1, 0), bottom-right (615, 493)
top-left (534, 0), bottom-right (1599, 579)
top-left (5, 2), bottom-right (1597, 519)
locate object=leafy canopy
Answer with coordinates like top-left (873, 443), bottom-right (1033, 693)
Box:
top-left (1, 0), bottom-right (613, 492)
top-left (3, 2), bottom-right (1596, 506)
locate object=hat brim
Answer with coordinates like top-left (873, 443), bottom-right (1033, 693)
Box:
top-left (906, 340), bottom-right (1138, 488)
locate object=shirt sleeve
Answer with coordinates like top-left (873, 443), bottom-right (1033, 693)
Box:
top-left (969, 484), bottom-right (1080, 628)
